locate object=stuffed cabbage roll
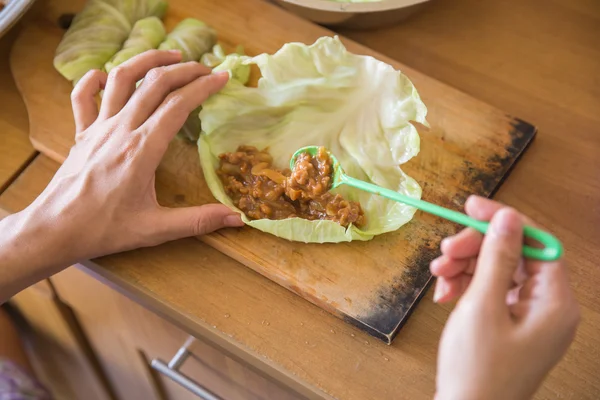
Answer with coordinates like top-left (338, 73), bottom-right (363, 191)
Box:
top-left (158, 18), bottom-right (216, 62)
top-left (54, 0), bottom-right (167, 83)
top-left (104, 16), bottom-right (166, 73)
top-left (106, 0), bottom-right (167, 25)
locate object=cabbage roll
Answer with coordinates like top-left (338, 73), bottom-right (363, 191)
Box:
top-left (54, 0), bottom-right (167, 83)
top-left (106, 0), bottom-right (168, 25)
top-left (158, 18), bottom-right (217, 62)
top-left (104, 16), bottom-right (166, 73)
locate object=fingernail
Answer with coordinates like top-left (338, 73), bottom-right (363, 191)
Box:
top-left (492, 208), bottom-right (520, 236)
top-left (224, 214), bottom-right (244, 227)
top-left (465, 195), bottom-right (477, 209)
top-left (440, 237), bottom-right (450, 252)
top-left (433, 279), bottom-right (447, 303)
top-left (214, 70), bottom-right (230, 79)
top-left (430, 256), bottom-right (443, 274)
top-left (168, 50), bottom-right (181, 55)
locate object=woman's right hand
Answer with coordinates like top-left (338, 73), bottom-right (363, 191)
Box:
top-left (431, 196), bottom-right (580, 400)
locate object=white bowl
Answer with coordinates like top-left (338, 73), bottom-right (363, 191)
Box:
top-left (0, 0), bottom-right (37, 38)
top-left (270, 0), bottom-right (431, 29)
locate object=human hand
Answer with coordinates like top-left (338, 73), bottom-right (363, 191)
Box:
top-left (430, 196), bottom-right (580, 400)
top-left (19, 50), bottom-right (244, 266)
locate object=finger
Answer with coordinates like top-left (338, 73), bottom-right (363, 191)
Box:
top-left (507, 260), bottom-right (563, 315)
top-left (520, 261), bottom-right (579, 329)
top-left (155, 204), bottom-right (244, 242)
top-left (71, 69), bottom-right (108, 134)
top-left (430, 255), bottom-right (476, 278)
top-left (520, 260), bottom-right (568, 300)
top-left (506, 285), bottom-right (521, 306)
top-left (141, 71), bottom-right (229, 146)
top-left (431, 254), bottom-right (524, 294)
top-left (466, 195), bottom-right (542, 230)
top-left (509, 298), bottom-right (532, 319)
top-left (440, 228), bottom-right (483, 259)
top-left (433, 274), bottom-right (472, 303)
top-left (464, 195), bottom-right (505, 221)
top-left (465, 207), bottom-right (524, 305)
top-left (121, 62), bottom-right (212, 128)
top-left (465, 195), bottom-right (547, 252)
top-left (516, 276), bottom-right (537, 303)
top-left (513, 258), bottom-right (528, 285)
top-left (99, 50), bottom-right (182, 120)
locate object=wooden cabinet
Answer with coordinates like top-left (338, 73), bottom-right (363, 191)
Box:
top-left (8, 265), bottom-right (303, 400)
top-left (49, 266), bottom-right (303, 400)
top-left (9, 280), bottom-right (115, 400)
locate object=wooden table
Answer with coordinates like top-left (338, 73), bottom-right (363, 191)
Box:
top-left (1, 0), bottom-right (599, 399)
top-left (0, 27), bottom-right (36, 194)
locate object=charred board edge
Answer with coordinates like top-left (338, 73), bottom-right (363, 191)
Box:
top-left (343, 277), bottom-right (435, 345)
top-left (489, 118), bottom-right (537, 197)
top-left (350, 116), bottom-right (537, 343)
top-left (347, 231), bottom-right (450, 344)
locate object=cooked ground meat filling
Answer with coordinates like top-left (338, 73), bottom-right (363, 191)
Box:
top-left (217, 146), bottom-right (366, 228)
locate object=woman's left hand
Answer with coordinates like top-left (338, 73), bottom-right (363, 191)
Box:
top-left (0, 50), bottom-right (243, 301)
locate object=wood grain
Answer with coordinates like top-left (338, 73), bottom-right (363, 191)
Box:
top-left (339, 0), bottom-right (600, 316)
top-left (0, 26), bottom-right (36, 193)
top-left (10, 0), bottom-right (534, 343)
top-left (51, 266), bottom-right (304, 400)
top-left (2, 154), bottom-right (599, 400)
top-left (1, 0), bottom-right (598, 398)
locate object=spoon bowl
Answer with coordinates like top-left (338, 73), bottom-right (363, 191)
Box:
top-left (290, 146), bottom-right (347, 189)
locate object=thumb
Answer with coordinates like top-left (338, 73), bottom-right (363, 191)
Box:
top-left (464, 207), bottom-right (524, 305)
top-left (158, 204), bottom-right (244, 241)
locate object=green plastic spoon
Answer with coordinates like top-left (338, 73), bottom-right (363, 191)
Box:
top-left (290, 146), bottom-right (563, 262)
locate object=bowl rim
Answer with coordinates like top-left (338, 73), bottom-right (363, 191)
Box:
top-left (276, 0), bottom-right (430, 13)
top-left (0, 0), bottom-right (37, 38)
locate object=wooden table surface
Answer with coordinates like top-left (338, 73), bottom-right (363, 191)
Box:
top-left (1, 0), bottom-right (599, 399)
top-left (0, 27), bottom-right (36, 194)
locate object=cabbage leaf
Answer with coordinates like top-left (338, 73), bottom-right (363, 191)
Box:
top-left (199, 36), bottom-right (427, 243)
top-left (179, 43), bottom-right (248, 142)
top-left (201, 44), bottom-right (250, 85)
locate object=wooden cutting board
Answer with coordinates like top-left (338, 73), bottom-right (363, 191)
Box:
top-left (10, 0), bottom-right (535, 343)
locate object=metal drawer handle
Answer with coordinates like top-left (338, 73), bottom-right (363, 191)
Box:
top-left (151, 337), bottom-right (223, 400)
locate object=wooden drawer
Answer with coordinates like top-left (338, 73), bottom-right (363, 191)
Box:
top-left (50, 266), bottom-right (302, 400)
top-left (10, 280), bottom-right (115, 400)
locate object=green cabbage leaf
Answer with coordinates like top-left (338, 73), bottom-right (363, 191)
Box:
top-left (199, 36), bottom-right (428, 243)
top-left (201, 44), bottom-right (250, 85)
top-left (179, 43), bottom-right (249, 142)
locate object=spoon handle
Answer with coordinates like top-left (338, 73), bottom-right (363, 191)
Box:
top-left (341, 175), bottom-right (563, 262)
